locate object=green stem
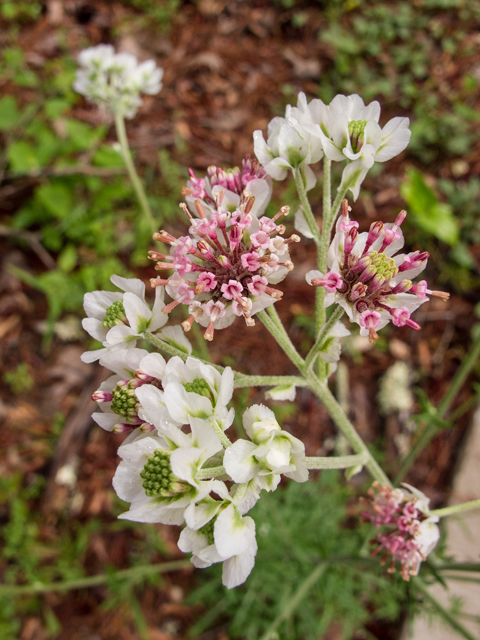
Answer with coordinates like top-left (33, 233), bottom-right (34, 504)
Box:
top-left (234, 482), bottom-right (249, 502)
top-left (305, 453), bottom-right (367, 470)
top-left (314, 157), bottom-right (332, 339)
top-left (144, 330), bottom-right (209, 362)
top-left (259, 562), bottom-right (328, 640)
top-left (395, 332), bottom-right (480, 484)
top-left (234, 375), bottom-right (307, 389)
top-left (196, 465), bottom-right (226, 480)
top-left (259, 310), bottom-right (390, 486)
top-left (414, 577), bottom-right (478, 640)
top-left (208, 419), bottom-right (232, 449)
top-left (305, 306), bottom-right (345, 370)
top-left (0, 560), bottom-right (191, 596)
top-left (115, 113), bottom-right (155, 235)
top-left (294, 167), bottom-right (320, 245)
top-left (307, 376), bottom-right (391, 486)
top-left (431, 500), bottom-right (480, 518)
top-left (257, 309), bottom-right (305, 372)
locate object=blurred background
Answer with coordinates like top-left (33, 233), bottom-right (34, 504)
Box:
top-left (0, 1), bottom-right (480, 639)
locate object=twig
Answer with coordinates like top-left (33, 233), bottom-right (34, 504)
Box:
top-left (0, 224), bottom-right (56, 269)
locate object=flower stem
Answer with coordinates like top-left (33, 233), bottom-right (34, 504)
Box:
top-left (305, 452), bottom-right (367, 470)
top-left (114, 113), bottom-right (156, 235)
top-left (395, 331), bottom-right (480, 484)
top-left (305, 306), bottom-right (345, 370)
top-left (196, 465), bottom-right (226, 480)
top-left (294, 167), bottom-right (320, 245)
top-left (234, 375), bottom-right (307, 389)
top-left (0, 560), bottom-right (191, 596)
top-left (257, 308), bottom-right (306, 372)
top-left (208, 419), bottom-right (232, 449)
top-left (431, 500), bottom-right (480, 518)
top-left (257, 311), bottom-right (390, 486)
top-left (306, 376), bottom-right (391, 486)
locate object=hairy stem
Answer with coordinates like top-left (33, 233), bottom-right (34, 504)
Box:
top-left (294, 167), bottom-right (320, 245)
top-left (305, 306), bottom-right (345, 370)
top-left (115, 113), bottom-right (155, 235)
top-left (196, 465), bottom-right (226, 480)
top-left (258, 308), bottom-right (306, 372)
top-left (307, 376), bottom-right (391, 486)
top-left (208, 419), bottom-right (232, 448)
top-left (305, 453), bottom-right (367, 470)
top-left (431, 500), bottom-right (480, 518)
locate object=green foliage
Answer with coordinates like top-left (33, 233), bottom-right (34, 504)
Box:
top-left (118, 0), bottom-right (181, 31)
top-left (3, 363), bottom-right (34, 395)
top-left (188, 475), bottom-right (410, 639)
top-left (400, 169), bottom-right (459, 245)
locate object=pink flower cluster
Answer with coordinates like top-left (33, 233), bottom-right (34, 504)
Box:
top-left (307, 201), bottom-right (449, 343)
top-left (363, 482), bottom-right (440, 581)
top-left (149, 159), bottom-right (298, 341)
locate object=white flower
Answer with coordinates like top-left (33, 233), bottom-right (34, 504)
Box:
top-left (74, 45), bottom-right (163, 119)
top-left (81, 275), bottom-right (168, 363)
top-left (178, 503), bottom-right (257, 589)
top-left (224, 404), bottom-right (308, 491)
top-left (113, 421), bottom-right (223, 525)
top-left (160, 356), bottom-right (235, 428)
top-left (91, 348), bottom-right (167, 434)
top-left (253, 97), bottom-right (323, 188)
top-left (264, 384), bottom-right (296, 401)
top-left (300, 93), bottom-right (411, 200)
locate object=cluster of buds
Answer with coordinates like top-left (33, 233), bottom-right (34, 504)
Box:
top-left (307, 201), bottom-right (449, 343)
top-left (363, 482), bottom-right (440, 581)
top-left (149, 160), bottom-right (299, 341)
top-left (74, 44), bottom-right (163, 119)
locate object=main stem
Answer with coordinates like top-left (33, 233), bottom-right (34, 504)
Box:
top-left (115, 113), bottom-right (156, 235)
top-left (258, 313), bottom-right (391, 486)
top-left (305, 306), bottom-right (345, 370)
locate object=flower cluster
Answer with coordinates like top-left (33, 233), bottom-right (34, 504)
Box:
top-left (363, 482), bottom-right (440, 580)
top-left (149, 157), bottom-right (299, 341)
top-left (91, 349), bottom-right (308, 588)
top-left (255, 92), bottom-right (411, 199)
top-left (306, 201), bottom-right (449, 343)
top-left (74, 44), bottom-right (163, 118)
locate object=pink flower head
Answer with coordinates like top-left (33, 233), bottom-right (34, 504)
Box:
top-left (153, 178), bottom-right (292, 339)
top-left (306, 199), bottom-right (448, 342)
top-left (363, 482), bottom-right (440, 581)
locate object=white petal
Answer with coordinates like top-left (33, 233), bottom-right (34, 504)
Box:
top-left (138, 352), bottom-right (167, 379)
top-left (214, 505), bottom-right (256, 559)
top-left (111, 275), bottom-right (146, 299)
top-left (222, 540), bottom-right (257, 589)
top-left (123, 292), bottom-right (152, 334)
top-left (82, 317), bottom-right (108, 342)
top-left (158, 325), bottom-right (192, 355)
top-left (84, 290), bottom-right (122, 320)
top-left (223, 439), bottom-right (258, 483)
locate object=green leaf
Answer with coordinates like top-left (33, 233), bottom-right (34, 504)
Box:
top-left (0, 96), bottom-right (20, 130)
top-left (7, 141), bottom-right (40, 172)
top-left (37, 183), bottom-right (72, 219)
top-left (44, 98), bottom-right (70, 120)
top-left (57, 244), bottom-right (77, 273)
top-left (400, 169), bottom-right (459, 245)
top-left (93, 144), bottom-right (125, 168)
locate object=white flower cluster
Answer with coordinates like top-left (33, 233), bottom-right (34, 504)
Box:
top-left (89, 341), bottom-right (308, 588)
top-left (254, 93), bottom-right (411, 200)
top-left (74, 44), bottom-right (163, 118)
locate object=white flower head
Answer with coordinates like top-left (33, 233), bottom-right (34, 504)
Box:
top-left (224, 404), bottom-right (308, 491)
top-left (113, 422), bottom-right (223, 525)
top-left (300, 92), bottom-right (411, 200)
top-left (160, 356), bottom-right (235, 428)
top-left (253, 95), bottom-right (323, 188)
top-left (81, 275), bottom-right (168, 363)
top-left (74, 44), bottom-right (163, 118)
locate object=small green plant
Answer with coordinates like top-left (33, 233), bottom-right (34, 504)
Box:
top-left (3, 363), bottom-right (34, 395)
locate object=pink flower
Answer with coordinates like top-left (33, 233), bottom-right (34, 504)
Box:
top-left (363, 482), bottom-right (440, 581)
top-left (150, 178), bottom-right (297, 341)
top-left (306, 200), bottom-right (449, 342)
